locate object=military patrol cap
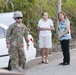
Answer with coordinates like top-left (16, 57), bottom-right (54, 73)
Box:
top-left (13, 11), bottom-right (23, 19)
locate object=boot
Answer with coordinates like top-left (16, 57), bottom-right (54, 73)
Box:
top-left (12, 66), bottom-right (24, 72)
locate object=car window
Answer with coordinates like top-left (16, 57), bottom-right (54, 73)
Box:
top-left (0, 27), bottom-right (6, 38)
top-left (3, 28), bottom-right (6, 36)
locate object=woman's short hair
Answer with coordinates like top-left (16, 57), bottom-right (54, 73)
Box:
top-left (42, 11), bottom-right (47, 16)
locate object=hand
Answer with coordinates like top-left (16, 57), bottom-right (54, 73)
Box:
top-left (58, 34), bottom-right (62, 39)
top-left (41, 28), bottom-right (50, 30)
top-left (6, 44), bottom-right (10, 49)
top-left (41, 28), bottom-right (46, 30)
top-left (27, 45), bottom-right (29, 50)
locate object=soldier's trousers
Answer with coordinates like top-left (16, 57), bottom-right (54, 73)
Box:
top-left (9, 45), bottom-right (26, 69)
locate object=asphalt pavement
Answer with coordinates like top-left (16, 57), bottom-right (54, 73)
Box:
top-left (25, 49), bottom-right (76, 75)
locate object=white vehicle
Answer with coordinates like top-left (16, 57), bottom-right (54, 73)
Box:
top-left (0, 12), bottom-right (36, 69)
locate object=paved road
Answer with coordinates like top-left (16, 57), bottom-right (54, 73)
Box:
top-left (25, 49), bottom-right (76, 75)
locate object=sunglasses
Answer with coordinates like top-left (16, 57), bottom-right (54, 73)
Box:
top-left (15, 17), bottom-right (23, 19)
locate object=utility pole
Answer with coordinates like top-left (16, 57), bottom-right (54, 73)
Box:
top-left (57, 0), bottom-right (62, 34)
top-left (58, 0), bottom-right (62, 13)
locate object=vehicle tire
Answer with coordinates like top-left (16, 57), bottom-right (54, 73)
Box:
top-left (7, 59), bottom-right (11, 70)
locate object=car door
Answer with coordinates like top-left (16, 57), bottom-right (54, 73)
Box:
top-left (0, 27), bottom-right (9, 68)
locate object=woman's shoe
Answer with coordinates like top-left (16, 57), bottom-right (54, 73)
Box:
top-left (59, 62), bottom-right (64, 65)
top-left (38, 60), bottom-right (45, 64)
top-left (42, 61), bottom-right (45, 63)
top-left (45, 60), bottom-right (49, 64)
top-left (62, 63), bottom-right (70, 66)
top-left (59, 62), bottom-right (70, 66)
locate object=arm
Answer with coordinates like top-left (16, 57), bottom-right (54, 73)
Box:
top-left (37, 26), bottom-right (54, 31)
top-left (58, 20), bottom-right (70, 38)
top-left (43, 26), bottom-right (54, 31)
top-left (37, 27), bottom-right (45, 31)
top-left (37, 20), bottom-right (44, 31)
top-left (37, 19), bottom-right (54, 31)
top-left (24, 26), bottom-right (29, 46)
top-left (6, 25), bottom-right (13, 49)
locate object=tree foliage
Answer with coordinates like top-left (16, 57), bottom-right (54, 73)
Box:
top-left (0, 0), bottom-right (76, 44)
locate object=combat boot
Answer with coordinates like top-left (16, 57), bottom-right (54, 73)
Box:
top-left (12, 66), bottom-right (24, 72)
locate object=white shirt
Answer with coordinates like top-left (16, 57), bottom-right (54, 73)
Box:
top-left (38, 19), bottom-right (54, 36)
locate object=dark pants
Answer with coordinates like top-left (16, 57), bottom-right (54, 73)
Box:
top-left (60, 40), bottom-right (70, 64)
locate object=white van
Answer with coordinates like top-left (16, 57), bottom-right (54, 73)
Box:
top-left (0, 12), bottom-right (36, 69)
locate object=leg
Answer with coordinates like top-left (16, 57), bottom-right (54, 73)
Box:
top-left (45, 48), bottom-right (49, 63)
top-left (41, 48), bottom-right (45, 62)
top-left (63, 40), bottom-right (70, 64)
top-left (60, 40), bottom-right (70, 65)
top-left (39, 36), bottom-right (45, 62)
top-left (60, 40), bottom-right (66, 63)
top-left (9, 46), bottom-right (19, 69)
top-left (18, 47), bottom-right (26, 69)
top-left (44, 36), bottom-right (52, 63)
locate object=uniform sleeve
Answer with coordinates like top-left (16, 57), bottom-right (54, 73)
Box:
top-left (24, 26), bottom-right (29, 45)
top-left (6, 25), bottom-right (13, 44)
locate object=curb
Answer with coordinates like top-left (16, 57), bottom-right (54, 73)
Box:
top-left (35, 48), bottom-right (76, 60)
top-left (25, 48), bottom-right (76, 70)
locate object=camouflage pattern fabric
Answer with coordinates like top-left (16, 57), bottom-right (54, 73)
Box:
top-left (6, 22), bottom-right (29, 46)
top-left (9, 46), bottom-right (25, 69)
top-left (6, 22), bottom-right (29, 69)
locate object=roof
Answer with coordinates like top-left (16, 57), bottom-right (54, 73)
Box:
top-left (0, 12), bottom-right (15, 26)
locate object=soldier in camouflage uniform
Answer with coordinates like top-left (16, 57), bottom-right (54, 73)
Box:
top-left (6, 11), bottom-right (29, 72)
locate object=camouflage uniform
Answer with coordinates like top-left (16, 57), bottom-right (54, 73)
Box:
top-left (6, 22), bottom-right (29, 69)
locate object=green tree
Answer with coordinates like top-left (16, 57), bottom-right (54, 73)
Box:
top-left (0, 0), bottom-right (76, 44)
